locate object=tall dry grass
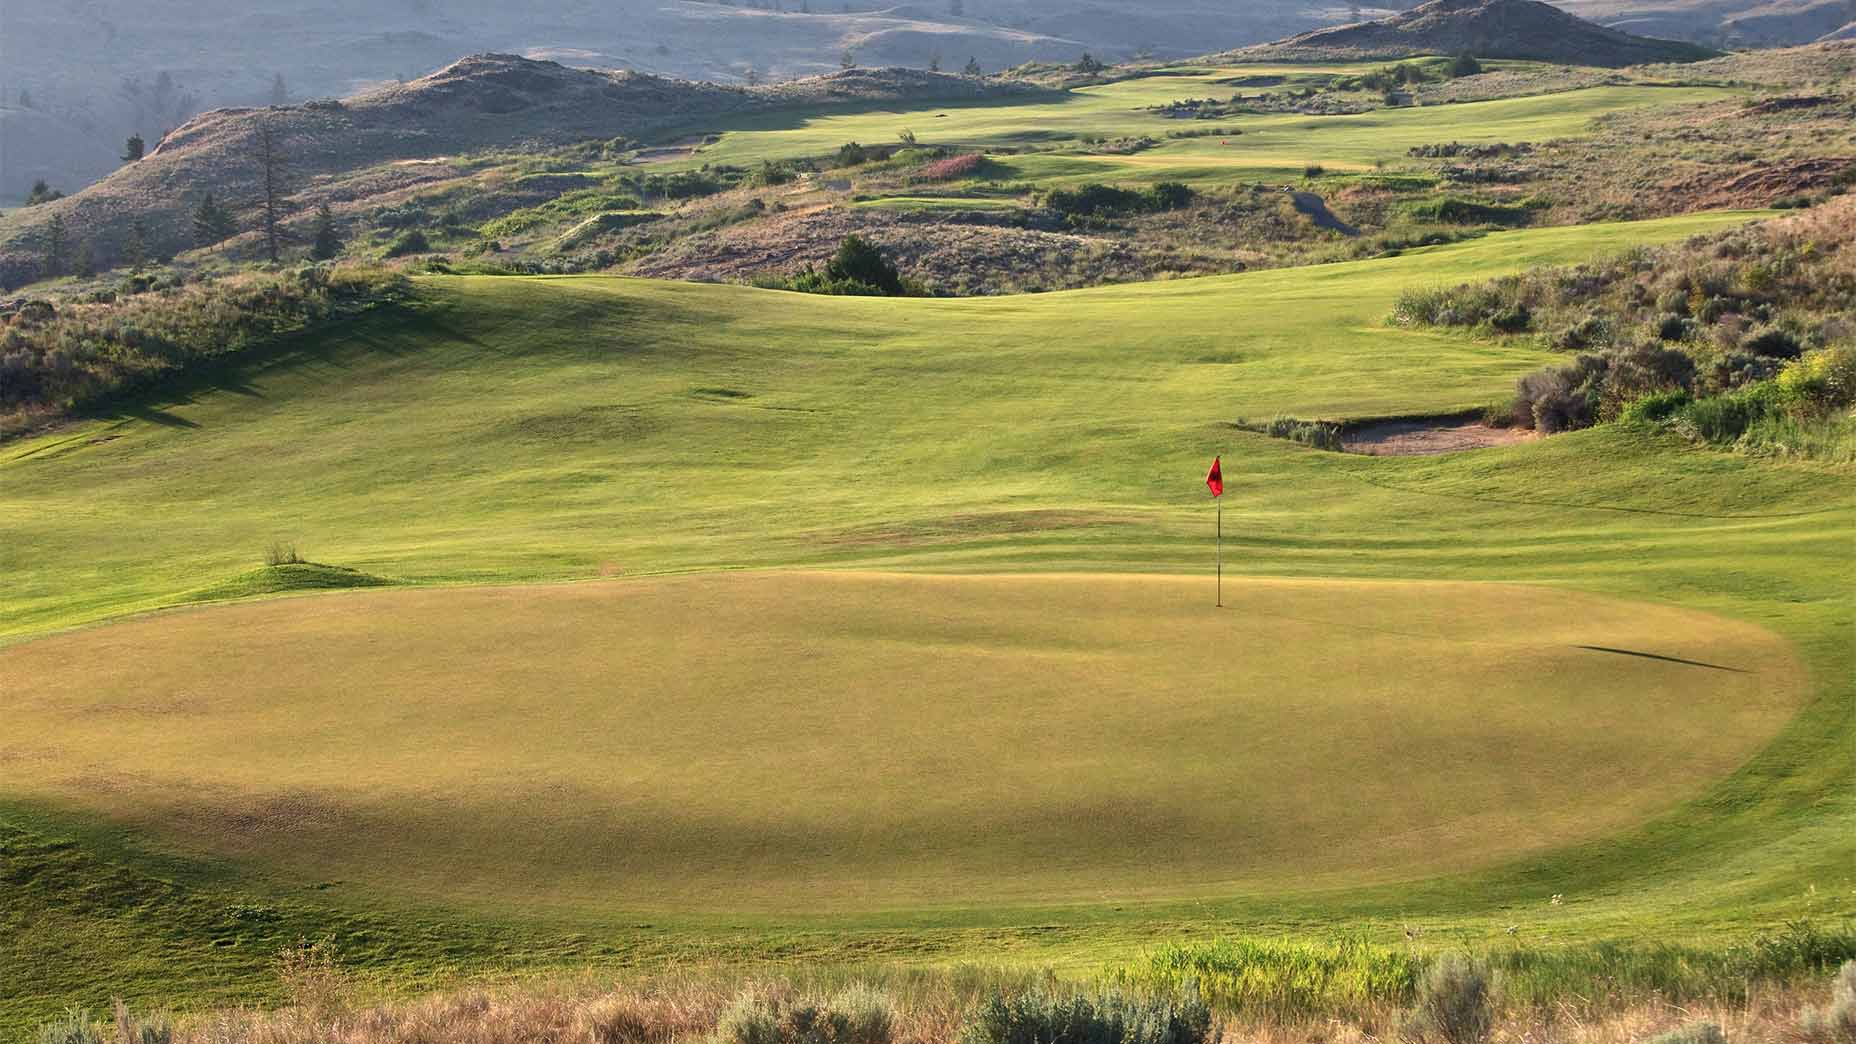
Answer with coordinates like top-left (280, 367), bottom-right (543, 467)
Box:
top-left (65, 958), bottom-right (1856, 1044)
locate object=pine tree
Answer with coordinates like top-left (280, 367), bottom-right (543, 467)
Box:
top-left (270, 73), bottom-right (289, 106)
top-left (122, 134), bottom-right (145, 163)
top-left (27, 179), bottom-right (64, 206)
top-left (929, 52), bottom-right (942, 72)
top-left (192, 192), bottom-right (235, 247)
top-left (255, 119), bottom-right (289, 262)
top-left (840, 49), bottom-right (856, 70)
top-left (963, 56), bottom-right (982, 77)
top-left (125, 219), bottom-right (149, 272)
top-left (43, 214), bottom-right (69, 277)
top-left (310, 202), bottom-right (342, 260)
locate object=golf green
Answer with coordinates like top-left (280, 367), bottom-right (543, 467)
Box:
top-left (0, 572), bottom-right (1805, 914)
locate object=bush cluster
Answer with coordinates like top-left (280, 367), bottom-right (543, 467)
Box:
top-left (1390, 207), bottom-right (1856, 452)
top-left (960, 988), bottom-right (1213, 1044)
top-left (914, 153), bottom-right (987, 183)
top-left (762, 236), bottom-right (917, 297)
top-left (1042, 182), bottom-right (1194, 221)
top-left (714, 985), bottom-right (895, 1044)
top-left (0, 265), bottom-right (407, 438)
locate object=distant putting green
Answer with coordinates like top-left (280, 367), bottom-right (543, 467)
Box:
top-left (673, 80), bottom-right (1730, 186)
top-left (0, 572), bottom-right (1804, 913)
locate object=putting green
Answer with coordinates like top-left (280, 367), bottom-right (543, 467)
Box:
top-left (0, 572), bottom-right (1804, 915)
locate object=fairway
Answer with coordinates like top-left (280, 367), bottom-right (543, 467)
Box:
top-left (0, 572), bottom-right (1805, 913)
top-left (672, 81), bottom-right (1729, 185)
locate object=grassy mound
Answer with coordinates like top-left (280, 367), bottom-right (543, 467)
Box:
top-left (180, 562), bottom-right (398, 604)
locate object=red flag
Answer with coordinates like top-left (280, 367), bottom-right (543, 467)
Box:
top-left (1205, 456), bottom-right (1223, 498)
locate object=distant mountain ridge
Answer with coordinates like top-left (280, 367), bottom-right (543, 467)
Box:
top-left (0, 55), bottom-right (1032, 289)
top-left (1232, 0), bottom-right (1721, 65)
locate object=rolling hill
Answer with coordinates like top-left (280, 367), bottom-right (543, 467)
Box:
top-left (3, 209), bottom-right (1851, 1029)
top-left (1232, 0), bottom-right (1721, 64)
top-left (0, 55), bottom-right (1032, 289)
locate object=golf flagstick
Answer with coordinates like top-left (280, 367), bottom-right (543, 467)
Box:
top-left (1206, 456), bottom-right (1224, 607)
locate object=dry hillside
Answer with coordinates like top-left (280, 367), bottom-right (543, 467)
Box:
top-left (0, 55), bottom-right (1032, 289)
top-left (1232, 0), bottom-right (1721, 65)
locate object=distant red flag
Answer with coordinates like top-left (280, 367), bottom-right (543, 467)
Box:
top-left (1205, 456), bottom-right (1223, 498)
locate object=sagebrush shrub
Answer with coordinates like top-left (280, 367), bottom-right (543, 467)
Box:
top-left (34, 1009), bottom-right (101, 1044)
top-left (1405, 954), bottom-right (1494, 1044)
top-left (713, 985), bottom-right (897, 1044)
top-left (959, 987), bottom-right (1213, 1044)
top-left (1797, 959), bottom-right (1856, 1043)
top-left (1647, 1022), bottom-right (1728, 1044)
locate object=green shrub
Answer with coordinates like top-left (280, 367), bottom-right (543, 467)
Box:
top-left (773, 236), bottom-right (913, 297)
top-left (1405, 197), bottom-right (1531, 227)
top-left (1251, 415), bottom-right (1345, 451)
top-left (960, 987), bottom-right (1213, 1044)
top-left (1676, 383), bottom-right (1779, 444)
top-left (1777, 345), bottom-right (1856, 412)
top-left (714, 985), bottom-right (897, 1044)
top-left (1742, 325), bottom-right (1802, 358)
top-left (1647, 1023), bottom-right (1727, 1044)
top-left (1516, 355), bottom-right (1608, 432)
top-left (0, 266), bottom-right (407, 438)
top-left (1448, 52), bottom-right (1483, 77)
top-left (1115, 936), bottom-right (1418, 1016)
top-left (384, 229), bottom-right (431, 257)
top-left (1620, 390), bottom-right (1692, 424)
top-left (1796, 959), bottom-right (1856, 1043)
top-left (35, 1010), bottom-right (101, 1044)
top-left (1405, 954), bottom-right (1494, 1044)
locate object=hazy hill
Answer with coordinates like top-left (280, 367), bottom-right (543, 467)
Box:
top-left (1556, 0), bottom-right (1856, 47)
top-left (0, 55), bottom-right (1030, 289)
top-left (1234, 0), bottom-right (1721, 64)
top-left (0, 0), bottom-right (1350, 202)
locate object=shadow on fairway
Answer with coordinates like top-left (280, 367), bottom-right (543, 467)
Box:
top-left (1577, 645), bottom-right (1750, 673)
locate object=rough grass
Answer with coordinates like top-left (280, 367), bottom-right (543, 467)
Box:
top-left (38, 956), bottom-right (1856, 1044)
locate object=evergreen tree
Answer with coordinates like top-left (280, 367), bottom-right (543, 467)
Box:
top-left (192, 192), bottom-right (235, 247)
top-left (310, 202), bottom-right (342, 260)
top-left (125, 219), bottom-right (149, 272)
top-left (929, 52), bottom-right (942, 72)
top-left (840, 49), bottom-right (857, 70)
top-left (270, 73), bottom-right (289, 106)
top-left (26, 179), bottom-right (64, 206)
top-left (1449, 51), bottom-right (1483, 77)
top-left (122, 133), bottom-right (145, 162)
top-left (255, 119), bottom-right (289, 262)
top-left (43, 214), bottom-right (69, 277)
top-left (963, 56), bottom-right (982, 77)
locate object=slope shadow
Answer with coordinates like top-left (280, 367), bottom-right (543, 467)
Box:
top-left (1576, 645), bottom-right (1749, 673)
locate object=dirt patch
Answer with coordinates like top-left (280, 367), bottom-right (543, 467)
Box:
top-left (1344, 418), bottom-right (1537, 455)
top-left (1677, 156), bottom-right (1856, 209)
top-left (632, 137), bottom-right (705, 164)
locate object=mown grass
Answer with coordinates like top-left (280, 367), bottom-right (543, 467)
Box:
top-left (0, 210), bottom-right (1849, 1031)
top-left (0, 573), bottom-right (1805, 914)
top-left (662, 81), bottom-right (1730, 189)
